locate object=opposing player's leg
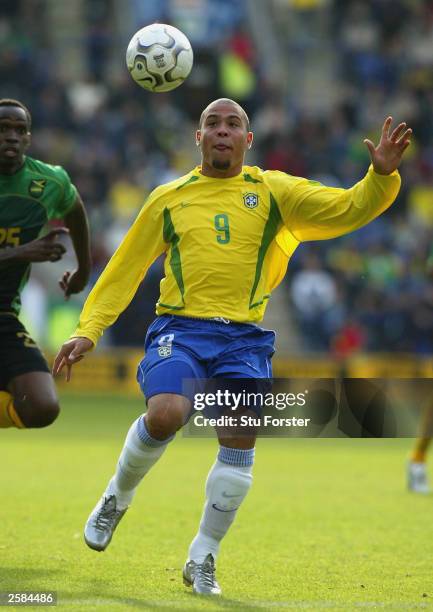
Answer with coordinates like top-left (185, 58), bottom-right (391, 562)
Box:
top-left (9, 372), bottom-right (59, 427)
top-left (407, 403), bottom-right (433, 493)
top-left (0, 316), bottom-right (59, 429)
top-left (0, 390), bottom-right (24, 428)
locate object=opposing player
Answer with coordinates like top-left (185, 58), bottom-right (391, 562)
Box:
top-left (0, 99), bottom-right (91, 429)
top-left (407, 256), bottom-right (433, 493)
top-left (54, 98), bottom-right (411, 595)
top-left (407, 404), bottom-right (433, 493)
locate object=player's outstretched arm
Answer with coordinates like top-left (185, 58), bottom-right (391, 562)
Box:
top-left (0, 228), bottom-right (69, 263)
top-left (280, 117), bottom-right (412, 242)
top-left (364, 116), bottom-right (412, 175)
top-left (59, 193), bottom-right (92, 299)
top-left (52, 337), bottom-right (94, 382)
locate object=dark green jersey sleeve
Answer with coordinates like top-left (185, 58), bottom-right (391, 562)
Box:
top-left (46, 165), bottom-right (77, 220)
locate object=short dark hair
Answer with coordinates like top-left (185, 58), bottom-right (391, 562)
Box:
top-left (0, 99), bottom-right (31, 130)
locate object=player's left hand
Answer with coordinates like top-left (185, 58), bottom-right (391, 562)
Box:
top-left (59, 268), bottom-right (89, 299)
top-left (364, 117), bottom-right (412, 175)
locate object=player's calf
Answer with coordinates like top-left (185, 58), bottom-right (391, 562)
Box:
top-left (0, 390), bottom-right (59, 428)
top-left (84, 413), bottom-right (176, 552)
top-left (16, 398), bottom-right (60, 428)
top-left (7, 371), bottom-right (60, 428)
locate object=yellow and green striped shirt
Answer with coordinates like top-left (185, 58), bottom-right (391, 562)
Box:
top-left (74, 164), bottom-right (400, 346)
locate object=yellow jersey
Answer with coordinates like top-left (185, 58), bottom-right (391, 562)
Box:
top-left (74, 164), bottom-right (400, 345)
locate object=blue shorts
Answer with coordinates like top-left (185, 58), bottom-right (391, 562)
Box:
top-left (137, 315), bottom-right (275, 408)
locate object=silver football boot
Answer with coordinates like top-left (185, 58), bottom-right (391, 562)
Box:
top-left (84, 494), bottom-right (128, 551)
top-left (183, 553), bottom-right (222, 595)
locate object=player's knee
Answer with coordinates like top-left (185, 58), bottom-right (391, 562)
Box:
top-left (146, 401), bottom-right (186, 439)
top-left (19, 399), bottom-right (60, 428)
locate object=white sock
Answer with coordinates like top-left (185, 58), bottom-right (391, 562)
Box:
top-left (188, 446), bottom-right (255, 563)
top-left (106, 415), bottom-right (174, 509)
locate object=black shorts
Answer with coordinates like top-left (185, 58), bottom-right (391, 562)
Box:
top-left (0, 314), bottom-right (49, 390)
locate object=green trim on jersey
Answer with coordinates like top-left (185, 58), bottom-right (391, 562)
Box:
top-left (244, 173), bottom-right (262, 184)
top-left (249, 293), bottom-right (271, 309)
top-left (249, 192), bottom-right (282, 309)
top-left (176, 175), bottom-right (200, 191)
top-left (157, 301), bottom-right (185, 311)
top-left (162, 207), bottom-right (185, 309)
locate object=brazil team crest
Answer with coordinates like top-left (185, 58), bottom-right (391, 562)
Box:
top-left (157, 333), bottom-right (174, 358)
top-left (29, 179), bottom-right (47, 198)
top-left (243, 193), bottom-right (259, 209)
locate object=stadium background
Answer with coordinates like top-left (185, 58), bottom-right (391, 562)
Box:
top-left (3, 0), bottom-right (433, 392)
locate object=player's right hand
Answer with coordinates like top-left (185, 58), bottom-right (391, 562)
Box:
top-left (17, 228), bottom-right (69, 262)
top-left (52, 337), bottom-right (94, 381)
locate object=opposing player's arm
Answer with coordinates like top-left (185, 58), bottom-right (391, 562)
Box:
top-left (53, 194), bottom-right (166, 379)
top-left (280, 117), bottom-right (412, 241)
top-left (59, 192), bottom-right (92, 298)
top-left (0, 227), bottom-right (69, 263)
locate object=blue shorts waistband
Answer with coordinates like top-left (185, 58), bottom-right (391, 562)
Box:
top-left (164, 314), bottom-right (259, 328)
top-left (158, 313), bottom-right (262, 329)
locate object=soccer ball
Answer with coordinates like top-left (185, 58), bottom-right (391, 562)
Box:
top-left (126, 23), bottom-right (193, 93)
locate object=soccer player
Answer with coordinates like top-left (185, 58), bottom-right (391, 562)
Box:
top-left (407, 404), bottom-right (433, 493)
top-left (407, 256), bottom-right (433, 493)
top-left (0, 99), bottom-right (91, 429)
top-left (53, 98), bottom-right (411, 595)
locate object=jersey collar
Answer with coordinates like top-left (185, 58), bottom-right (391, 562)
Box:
top-left (193, 165), bottom-right (249, 182)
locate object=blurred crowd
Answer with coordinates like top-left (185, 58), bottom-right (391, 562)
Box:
top-left (1, 0), bottom-right (432, 354)
top-left (280, 0), bottom-right (433, 355)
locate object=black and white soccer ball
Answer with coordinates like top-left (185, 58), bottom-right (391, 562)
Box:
top-left (126, 23), bottom-right (193, 93)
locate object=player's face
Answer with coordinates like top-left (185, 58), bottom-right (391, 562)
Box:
top-left (197, 102), bottom-right (253, 178)
top-left (0, 106), bottom-right (31, 173)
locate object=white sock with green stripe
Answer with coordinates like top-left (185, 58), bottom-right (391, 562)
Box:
top-left (188, 446), bottom-right (255, 563)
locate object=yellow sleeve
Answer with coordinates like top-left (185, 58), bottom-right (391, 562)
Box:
top-left (72, 193), bottom-right (166, 346)
top-left (278, 165), bottom-right (401, 242)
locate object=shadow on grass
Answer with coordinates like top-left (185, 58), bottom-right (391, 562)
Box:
top-left (0, 568), bottom-right (267, 609)
top-left (54, 576), bottom-right (268, 610)
top-left (58, 589), bottom-right (270, 610)
top-left (183, 592), bottom-right (270, 610)
top-left (0, 566), bottom-right (62, 587)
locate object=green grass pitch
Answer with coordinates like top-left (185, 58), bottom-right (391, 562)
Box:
top-left (2, 393), bottom-right (433, 610)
